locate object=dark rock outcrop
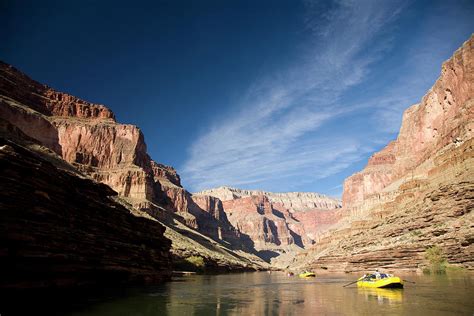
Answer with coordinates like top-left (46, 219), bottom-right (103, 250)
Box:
top-left (0, 121), bottom-right (172, 289)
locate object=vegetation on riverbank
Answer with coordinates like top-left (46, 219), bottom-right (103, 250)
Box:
top-left (424, 245), bottom-right (448, 274)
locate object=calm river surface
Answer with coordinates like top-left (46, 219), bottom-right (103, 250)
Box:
top-left (60, 272), bottom-right (473, 315)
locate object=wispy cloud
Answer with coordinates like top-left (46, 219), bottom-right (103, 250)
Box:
top-left (181, 0), bottom-right (406, 193)
top-left (180, 0), bottom-right (473, 194)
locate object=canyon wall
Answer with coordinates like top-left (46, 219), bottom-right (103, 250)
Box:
top-left (0, 62), bottom-right (230, 237)
top-left (295, 35), bottom-right (474, 272)
top-left (0, 61), bottom-right (114, 120)
top-left (0, 61), bottom-right (264, 271)
top-left (0, 61), bottom-right (341, 265)
top-left (0, 61), bottom-right (160, 211)
top-left (198, 186), bottom-right (341, 211)
top-left (0, 120), bottom-right (172, 289)
top-left (194, 187), bottom-right (342, 264)
top-left (343, 35), bottom-right (473, 210)
top-left (3, 34), bottom-right (468, 275)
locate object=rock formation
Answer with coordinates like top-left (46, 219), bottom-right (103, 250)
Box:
top-left (294, 35), bottom-right (474, 272)
top-left (0, 61), bottom-right (114, 120)
top-left (3, 33), bottom-right (470, 277)
top-left (0, 61), bottom-right (264, 274)
top-left (198, 186), bottom-right (341, 211)
top-left (194, 187), bottom-right (342, 264)
top-left (0, 61), bottom-right (159, 213)
top-left (343, 35), bottom-right (473, 211)
top-left (0, 60), bottom-right (343, 268)
top-left (0, 119), bottom-right (172, 289)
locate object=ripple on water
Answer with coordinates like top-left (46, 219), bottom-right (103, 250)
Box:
top-left (38, 272), bottom-right (473, 315)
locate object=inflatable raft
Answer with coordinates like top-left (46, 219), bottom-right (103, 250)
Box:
top-left (357, 275), bottom-right (403, 288)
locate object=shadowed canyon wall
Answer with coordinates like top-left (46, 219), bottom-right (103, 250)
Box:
top-left (0, 63), bottom-right (342, 265)
top-left (0, 61), bottom-right (237, 242)
top-left (0, 120), bottom-right (172, 289)
top-left (0, 61), bottom-right (265, 272)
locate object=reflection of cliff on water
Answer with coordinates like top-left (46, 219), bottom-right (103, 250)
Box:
top-left (358, 288), bottom-right (403, 305)
top-left (62, 272), bottom-right (474, 316)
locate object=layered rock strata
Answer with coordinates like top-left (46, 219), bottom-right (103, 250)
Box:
top-left (343, 35), bottom-right (473, 210)
top-left (295, 35), bottom-right (474, 272)
top-left (194, 187), bottom-right (342, 264)
top-left (0, 61), bottom-right (261, 271)
top-left (0, 61), bottom-right (114, 119)
top-left (0, 120), bottom-right (172, 289)
top-left (0, 63), bottom-right (225, 236)
top-left (197, 186), bottom-right (341, 211)
top-left (0, 61), bottom-right (161, 213)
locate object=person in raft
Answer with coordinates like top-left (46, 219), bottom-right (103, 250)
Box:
top-left (362, 269), bottom-right (391, 280)
top-left (374, 269), bottom-right (391, 279)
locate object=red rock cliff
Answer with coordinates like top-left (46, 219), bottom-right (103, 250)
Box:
top-left (0, 61), bottom-right (114, 119)
top-left (297, 35), bottom-right (474, 273)
top-left (0, 61), bottom-right (174, 216)
top-left (0, 61), bottom-right (245, 251)
top-left (194, 187), bottom-right (343, 260)
top-left (343, 35), bottom-right (473, 209)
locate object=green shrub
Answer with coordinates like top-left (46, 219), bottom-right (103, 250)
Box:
top-left (185, 256), bottom-right (206, 269)
top-left (424, 245), bottom-right (447, 274)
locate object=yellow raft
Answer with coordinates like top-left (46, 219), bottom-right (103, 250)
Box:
top-left (357, 276), bottom-right (403, 288)
top-left (299, 272), bottom-right (316, 278)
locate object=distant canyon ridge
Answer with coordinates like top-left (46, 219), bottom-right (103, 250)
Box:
top-left (0, 35), bottom-right (472, 288)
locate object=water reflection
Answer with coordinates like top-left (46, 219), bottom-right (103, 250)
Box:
top-left (66, 272), bottom-right (474, 316)
top-left (357, 288), bottom-right (403, 305)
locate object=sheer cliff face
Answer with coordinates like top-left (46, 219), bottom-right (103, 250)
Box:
top-left (0, 61), bottom-right (244, 252)
top-left (52, 119), bottom-right (158, 202)
top-left (298, 35), bottom-right (474, 273)
top-left (0, 61), bottom-right (344, 260)
top-left (0, 62), bottom-right (180, 213)
top-left (343, 36), bottom-right (473, 209)
top-left (197, 186), bottom-right (341, 211)
top-left (0, 120), bottom-right (172, 289)
top-left (0, 63), bottom-right (176, 288)
top-left (221, 195), bottom-right (296, 249)
top-left (194, 187), bottom-right (342, 253)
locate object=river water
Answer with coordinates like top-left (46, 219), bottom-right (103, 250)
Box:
top-left (58, 272), bottom-right (474, 315)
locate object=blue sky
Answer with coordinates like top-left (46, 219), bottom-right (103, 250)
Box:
top-left (2, 0), bottom-right (473, 196)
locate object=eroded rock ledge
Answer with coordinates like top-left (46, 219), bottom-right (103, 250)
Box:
top-left (294, 35), bottom-right (474, 273)
top-left (0, 121), bottom-right (172, 289)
